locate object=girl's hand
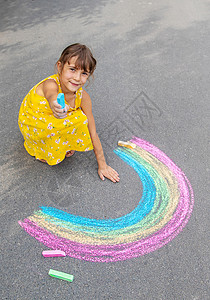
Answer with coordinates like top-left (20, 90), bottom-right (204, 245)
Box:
top-left (49, 100), bottom-right (69, 119)
top-left (98, 165), bottom-right (120, 183)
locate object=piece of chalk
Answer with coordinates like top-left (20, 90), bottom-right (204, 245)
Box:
top-left (118, 141), bottom-right (136, 149)
top-left (42, 250), bottom-right (66, 257)
top-left (49, 269), bottom-right (74, 282)
top-left (57, 93), bottom-right (65, 109)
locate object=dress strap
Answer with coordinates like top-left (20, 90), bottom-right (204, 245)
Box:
top-left (75, 88), bottom-right (83, 108)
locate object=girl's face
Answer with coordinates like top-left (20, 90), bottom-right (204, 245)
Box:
top-left (58, 56), bottom-right (90, 94)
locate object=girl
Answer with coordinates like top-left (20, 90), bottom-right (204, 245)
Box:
top-left (18, 43), bottom-right (120, 183)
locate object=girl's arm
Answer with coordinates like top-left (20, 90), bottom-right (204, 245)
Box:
top-left (81, 90), bottom-right (120, 183)
top-left (41, 79), bottom-right (69, 118)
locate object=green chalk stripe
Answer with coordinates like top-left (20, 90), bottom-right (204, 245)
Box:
top-left (49, 269), bottom-right (74, 282)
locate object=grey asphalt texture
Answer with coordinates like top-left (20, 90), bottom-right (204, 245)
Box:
top-left (0, 0), bottom-right (210, 299)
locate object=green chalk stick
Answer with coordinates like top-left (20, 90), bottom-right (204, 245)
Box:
top-left (49, 269), bottom-right (74, 282)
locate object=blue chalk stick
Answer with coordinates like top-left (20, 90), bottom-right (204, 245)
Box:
top-left (57, 93), bottom-right (65, 109)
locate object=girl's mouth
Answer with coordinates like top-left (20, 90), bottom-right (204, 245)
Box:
top-left (70, 82), bottom-right (79, 87)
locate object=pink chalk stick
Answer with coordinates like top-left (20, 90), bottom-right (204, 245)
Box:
top-left (42, 250), bottom-right (66, 257)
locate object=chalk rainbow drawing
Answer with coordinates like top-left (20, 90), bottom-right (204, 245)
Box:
top-left (18, 137), bottom-right (194, 262)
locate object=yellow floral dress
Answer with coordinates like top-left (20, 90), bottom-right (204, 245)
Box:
top-left (18, 74), bottom-right (93, 165)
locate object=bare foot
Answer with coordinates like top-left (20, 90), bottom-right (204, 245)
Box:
top-left (65, 150), bottom-right (75, 157)
top-left (37, 158), bottom-right (47, 163)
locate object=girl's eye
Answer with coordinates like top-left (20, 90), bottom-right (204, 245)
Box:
top-left (70, 68), bottom-right (76, 72)
top-left (82, 72), bottom-right (89, 76)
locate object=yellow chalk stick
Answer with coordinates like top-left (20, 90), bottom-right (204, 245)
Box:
top-left (118, 141), bottom-right (136, 149)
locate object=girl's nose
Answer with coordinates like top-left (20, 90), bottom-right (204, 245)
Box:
top-left (74, 71), bottom-right (81, 81)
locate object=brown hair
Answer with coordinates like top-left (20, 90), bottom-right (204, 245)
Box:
top-left (56, 43), bottom-right (97, 75)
